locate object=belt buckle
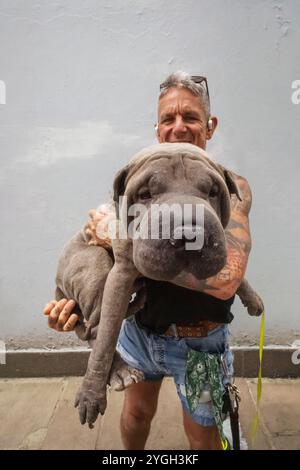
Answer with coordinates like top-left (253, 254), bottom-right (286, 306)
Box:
top-left (170, 323), bottom-right (179, 338)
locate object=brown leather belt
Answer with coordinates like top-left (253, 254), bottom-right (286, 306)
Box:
top-left (163, 320), bottom-right (223, 338)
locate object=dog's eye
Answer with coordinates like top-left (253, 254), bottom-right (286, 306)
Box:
top-left (209, 183), bottom-right (219, 198)
top-left (138, 189), bottom-right (151, 201)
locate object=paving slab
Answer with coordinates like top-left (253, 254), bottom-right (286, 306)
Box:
top-left (0, 378), bottom-right (64, 449)
top-left (41, 377), bottom-right (102, 450)
top-left (236, 378), bottom-right (274, 450)
top-left (1, 377), bottom-right (299, 450)
top-left (246, 378), bottom-right (300, 450)
top-left (272, 435), bottom-right (300, 450)
top-left (96, 383), bottom-right (125, 450)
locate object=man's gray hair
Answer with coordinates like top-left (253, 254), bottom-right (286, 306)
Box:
top-left (159, 71), bottom-right (210, 117)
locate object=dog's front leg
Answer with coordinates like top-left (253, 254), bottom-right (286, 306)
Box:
top-left (75, 238), bottom-right (139, 428)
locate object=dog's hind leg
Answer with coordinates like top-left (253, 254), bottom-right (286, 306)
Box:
top-left (108, 351), bottom-right (145, 391)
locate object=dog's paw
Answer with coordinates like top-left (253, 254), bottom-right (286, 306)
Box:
top-left (75, 374), bottom-right (107, 428)
top-left (247, 293), bottom-right (264, 317)
top-left (109, 352), bottom-right (145, 391)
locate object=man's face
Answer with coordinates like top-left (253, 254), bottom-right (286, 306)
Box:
top-left (156, 87), bottom-right (215, 150)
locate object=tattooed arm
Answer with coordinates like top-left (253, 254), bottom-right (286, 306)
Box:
top-left (173, 176), bottom-right (252, 300)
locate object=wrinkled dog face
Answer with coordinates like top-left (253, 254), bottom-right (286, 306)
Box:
top-left (114, 143), bottom-right (240, 282)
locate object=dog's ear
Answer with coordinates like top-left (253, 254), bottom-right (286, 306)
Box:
top-left (223, 169), bottom-right (242, 201)
top-left (113, 164), bottom-right (130, 202)
top-left (216, 166), bottom-right (242, 228)
top-left (113, 164), bottom-right (131, 219)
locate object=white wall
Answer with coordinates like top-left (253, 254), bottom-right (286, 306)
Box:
top-left (0, 0), bottom-right (299, 348)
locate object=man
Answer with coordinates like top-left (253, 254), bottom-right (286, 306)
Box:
top-left (44, 72), bottom-right (251, 450)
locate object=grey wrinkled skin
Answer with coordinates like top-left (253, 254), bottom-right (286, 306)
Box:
top-left (55, 143), bottom-right (264, 428)
top-left (236, 278), bottom-right (264, 316)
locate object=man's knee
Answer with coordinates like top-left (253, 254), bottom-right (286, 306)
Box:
top-left (122, 404), bottom-right (155, 425)
top-left (182, 410), bottom-right (222, 450)
top-left (122, 380), bottom-right (162, 425)
top-left (122, 397), bottom-right (158, 424)
top-left (188, 428), bottom-right (222, 450)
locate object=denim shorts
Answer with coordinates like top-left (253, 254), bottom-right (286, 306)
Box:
top-left (116, 315), bottom-right (234, 427)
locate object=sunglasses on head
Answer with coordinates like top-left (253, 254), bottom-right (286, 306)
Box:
top-left (190, 76), bottom-right (210, 106)
top-left (159, 75), bottom-right (210, 109)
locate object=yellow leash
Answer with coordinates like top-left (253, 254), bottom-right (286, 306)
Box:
top-left (221, 437), bottom-right (229, 450)
top-left (251, 310), bottom-right (266, 446)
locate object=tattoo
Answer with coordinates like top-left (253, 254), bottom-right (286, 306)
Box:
top-left (231, 176), bottom-right (252, 215)
top-left (172, 175), bottom-right (252, 299)
top-left (202, 175), bottom-right (252, 299)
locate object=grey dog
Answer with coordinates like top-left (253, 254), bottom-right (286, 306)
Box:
top-left (54, 143), bottom-right (264, 428)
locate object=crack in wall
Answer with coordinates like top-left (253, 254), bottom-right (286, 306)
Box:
top-left (272, 0), bottom-right (291, 50)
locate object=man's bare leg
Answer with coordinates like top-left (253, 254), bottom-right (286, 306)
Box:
top-left (182, 409), bottom-right (223, 450)
top-left (120, 379), bottom-right (163, 450)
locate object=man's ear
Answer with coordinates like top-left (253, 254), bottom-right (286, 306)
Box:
top-left (206, 116), bottom-right (218, 140)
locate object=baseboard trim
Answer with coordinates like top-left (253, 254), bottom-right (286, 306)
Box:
top-left (0, 346), bottom-right (299, 378)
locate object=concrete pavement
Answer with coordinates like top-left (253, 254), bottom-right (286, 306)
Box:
top-left (0, 377), bottom-right (299, 450)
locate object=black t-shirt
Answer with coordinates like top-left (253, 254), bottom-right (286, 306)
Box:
top-left (135, 278), bottom-right (234, 334)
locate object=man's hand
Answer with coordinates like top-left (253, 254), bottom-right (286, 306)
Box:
top-left (43, 298), bottom-right (79, 332)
